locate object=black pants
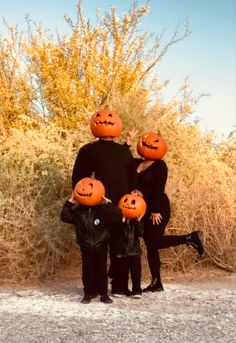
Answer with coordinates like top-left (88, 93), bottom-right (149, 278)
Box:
top-left (143, 212), bottom-right (187, 279)
top-left (108, 233), bottom-right (130, 292)
top-left (118, 255), bottom-right (141, 293)
top-left (80, 244), bottom-right (108, 296)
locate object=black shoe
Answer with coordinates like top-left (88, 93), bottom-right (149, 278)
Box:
top-left (100, 294), bottom-right (113, 304)
top-left (142, 278), bottom-right (164, 292)
top-left (111, 288), bottom-right (132, 297)
top-left (132, 291), bottom-right (142, 299)
top-left (81, 295), bottom-right (91, 304)
top-left (90, 293), bottom-right (99, 299)
top-left (186, 231), bottom-right (204, 256)
top-left (123, 289), bottom-right (132, 297)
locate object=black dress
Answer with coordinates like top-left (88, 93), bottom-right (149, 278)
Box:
top-left (135, 158), bottom-right (186, 279)
top-left (135, 158), bottom-right (171, 245)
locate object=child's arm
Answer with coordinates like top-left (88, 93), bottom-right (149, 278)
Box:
top-left (60, 192), bottom-right (78, 224)
top-left (134, 219), bottom-right (144, 236)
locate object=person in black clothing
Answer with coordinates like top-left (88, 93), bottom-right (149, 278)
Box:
top-left (126, 130), bottom-right (204, 292)
top-left (60, 182), bottom-right (122, 304)
top-left (113, 217), bottom-right (144, 298)
top-left (71, 108), bottom-right (138, 295)
top-left (72, 139), bottom-right (138, 204)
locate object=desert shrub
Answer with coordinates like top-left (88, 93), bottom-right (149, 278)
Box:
top-left (0, 124), bottom-right (92, 281)
top-left (0, 1), bottom-right (235, 281)
top-left (0, 101), bottom-right (235, 282)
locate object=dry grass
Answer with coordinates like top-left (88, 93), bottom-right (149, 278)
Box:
top-left (0, 120), bottom-right (235, 282)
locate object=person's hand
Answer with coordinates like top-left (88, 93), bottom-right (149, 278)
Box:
top-left (68, 191), bottom-right (77, 204)
top-left (131, 189), bottom-right (143, 197)
top-left (150, 212), bottom-right (162, 225)
top-left (136, 215), bottom-right (144, 222)
top-left (126, 128), bottom-right (139, 146)
top-left (102, 196), bottom-right (112, 204)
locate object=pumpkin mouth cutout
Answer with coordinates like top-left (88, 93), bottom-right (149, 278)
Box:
top-left (94, 120), bottom-right (115, 126)
top-left (121, 205), bottom-right (136, 210)
top-left (142, 141), bottom-right (159, 150)
top-left (77, 192), bottom-right (93, 198)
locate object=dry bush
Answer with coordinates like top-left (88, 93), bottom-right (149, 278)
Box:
top-left (110, 90), bottom-right (236, 273)
top-left (0, 118), bottom-right (235, 281)
top-left (0, 1), bottom-right (235, 281)
top-left (0, 124), bottom-right (92, 281)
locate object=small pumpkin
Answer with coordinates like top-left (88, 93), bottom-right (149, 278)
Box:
top-left (90, 107), bottom-right (122, 138)
top-left (137, 132), bottom-right (168, 160)
top-left (74, 177), bottom-right (105, 206)
top-left (118, 194), bottom-right (147, 219)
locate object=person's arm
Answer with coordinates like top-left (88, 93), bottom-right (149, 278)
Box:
top-left (134, 220), bottom-right (144, 237)
top-left (150, 160), bottom-right (168, 214)
top-left (126, 128), bottom-right (139, 146)
top-left (71, 144), bottom-right (93, 189)
top-left (60, 193), bottom-right (78, 224)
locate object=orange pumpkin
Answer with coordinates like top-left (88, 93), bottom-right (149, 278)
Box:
top-left (137, 132), bottom-right (168, 160)
top-left (118, 194), bottom-right (147, 219)
top-left (74, 177), bottom-right (105, 206)
top-left (90, 108), bottom-right (122, 138)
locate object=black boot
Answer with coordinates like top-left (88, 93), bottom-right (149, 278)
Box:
top-left (142, 278), bottom-right (164, 292)
top-left (186, 231), bottom-right (204, 256)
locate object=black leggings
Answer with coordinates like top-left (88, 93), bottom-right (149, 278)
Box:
top-left (143, 213), bottom-right (187, 279)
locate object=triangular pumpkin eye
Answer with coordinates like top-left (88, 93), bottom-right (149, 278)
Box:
top-left (96, 113), bottom-right (101, 117)
top-left (88, 183), bottom-right (93, 188)
top-left (154, 139), bottom-right (159, 142)
top-left (124, 198), bottom-right (128, 203)
top-left (108, 113), bottom-right (112, 117)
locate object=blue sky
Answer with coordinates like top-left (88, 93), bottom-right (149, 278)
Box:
top-left (0, 0), bottom-right (235, 137)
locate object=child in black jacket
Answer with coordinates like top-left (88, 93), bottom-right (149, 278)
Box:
top-left (60, 191), bottom-right (122, 304)
top-left (113, 218), bottom-right (144, 298)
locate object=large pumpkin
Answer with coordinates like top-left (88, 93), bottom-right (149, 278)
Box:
top-left (74, 177), bottom-right (105, 206)
top-left (137, 132), bottom-right (168, 160)
top-left (118, 194), bottom-right (147, 219)
top-left (90, 108), bottom-right (122, 138)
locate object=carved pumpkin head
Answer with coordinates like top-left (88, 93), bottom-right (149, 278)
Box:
top-left (118, 194), bottom-right (147, 219)
top-left (74, 177), bottom-right (105, 206)
top-left (90, 107), bottom-right (122, 138)
top-left (137, 132), bottom-right (168, 160)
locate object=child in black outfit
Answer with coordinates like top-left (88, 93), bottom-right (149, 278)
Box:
top-left (113, 218), bottom-right (144, 298)
top-left (60, 189), bottom-right (122, 304)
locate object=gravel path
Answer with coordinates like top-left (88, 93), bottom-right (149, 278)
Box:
top-left (0, 274), bottom-right (235, 343)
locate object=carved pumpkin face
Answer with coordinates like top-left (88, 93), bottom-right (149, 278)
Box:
top-left (137, 132), bottom-right (168, 160)
top-left (74, 177), bottom-right (105, 206)
top-left (90, 108), bottom-right (122, 138)
top-left (118, 194), bottom-right (146, 219)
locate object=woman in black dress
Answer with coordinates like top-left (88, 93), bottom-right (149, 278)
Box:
top-left (127, 130), bottom-right (204, 292)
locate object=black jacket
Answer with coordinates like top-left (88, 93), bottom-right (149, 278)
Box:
top-left (60, 200), bottom-right (122, 250)
top-left (116, 220), bottom-right (144, 257)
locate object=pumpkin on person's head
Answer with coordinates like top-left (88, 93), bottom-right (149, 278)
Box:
top-left (74, 177), bottom-right (105, 206)
top-left (90, 107), bottom-right (122, 138)
top-left (137, 132), bottom-right (168, 160)
top-left (118, 193), bottom-right (146, 219)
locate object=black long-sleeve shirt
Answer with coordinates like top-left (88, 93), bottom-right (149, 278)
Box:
top-left (72, 139), bottom-right (138, 204)
top-left (135, 158), bottom-right (170, 216)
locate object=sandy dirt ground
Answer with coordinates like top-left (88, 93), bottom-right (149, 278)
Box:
top-left (0, 271), bottom-right (235, 343)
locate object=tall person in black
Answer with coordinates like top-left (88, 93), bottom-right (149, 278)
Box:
top-left (72, 107), bottom-right (138, 295)
top-left (126, 130), bottom-right (204, 292)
